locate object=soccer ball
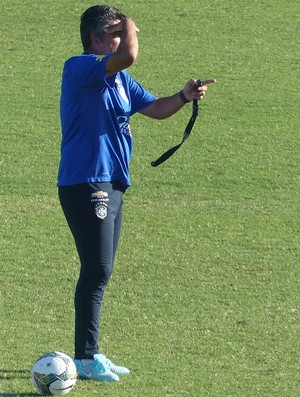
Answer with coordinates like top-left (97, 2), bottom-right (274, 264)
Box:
top-left (31, 351), bottom-right (77, 395)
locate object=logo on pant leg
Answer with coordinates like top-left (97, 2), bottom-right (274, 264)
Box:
top-left (91, 191), bottom-right (108, 199)
top-left (95, 204), bottom-right (107, 219)
top-left (91, 191), bottom-right (109, 219)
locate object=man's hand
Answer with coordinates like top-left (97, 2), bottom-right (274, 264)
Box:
top-left (104, 19), bottom-right (139, 34)
top-left (182, 79), bottom-right (216, 102)
top-left (105, 18), bottom-right (139, 76)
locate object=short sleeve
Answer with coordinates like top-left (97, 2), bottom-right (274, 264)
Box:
top-left (123, 73), bottom-right (156, 114)
top-left (63, 54), bottom-right (113, 92)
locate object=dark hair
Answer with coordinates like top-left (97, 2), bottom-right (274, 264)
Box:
top-left (80, 5), bottom-right (126, 50)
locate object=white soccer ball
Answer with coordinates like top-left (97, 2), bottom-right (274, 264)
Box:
top-left (31, 351), bottom-right (77, 395)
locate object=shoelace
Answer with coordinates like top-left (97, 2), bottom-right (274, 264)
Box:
top-left (99, 354), bottom-right (113, 368)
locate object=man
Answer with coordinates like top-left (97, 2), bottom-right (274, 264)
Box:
top-left (58, 5), bottom-right (215, 382)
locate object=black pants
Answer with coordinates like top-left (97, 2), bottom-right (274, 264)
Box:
top-left (58, 182), bottom-right (125, 359)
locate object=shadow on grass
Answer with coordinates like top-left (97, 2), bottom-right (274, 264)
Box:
top-left (0, 370), bottom-right (40, 397)
top-left (0, 369), bottom-right (29, 381)
top-left (0, 392), bottom-right (41, 397)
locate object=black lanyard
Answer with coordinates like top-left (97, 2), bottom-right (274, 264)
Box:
top-left (151, 99), bottom-right (199, 167)
top-left (151, 80), bottom-right (203, 167)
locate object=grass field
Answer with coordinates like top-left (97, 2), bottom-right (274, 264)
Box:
top-left (0, 0), bottom-right (299, 396)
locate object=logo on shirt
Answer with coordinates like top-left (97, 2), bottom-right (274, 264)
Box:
top-left (117, 116), bottom-right (132, 137)
top-left (115, 78), bottom-right (129, 104)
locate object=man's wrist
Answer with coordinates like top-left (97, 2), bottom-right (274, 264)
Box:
top-left (179, 90), bottom-right (191, 104)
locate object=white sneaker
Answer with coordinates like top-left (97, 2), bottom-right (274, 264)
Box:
top-left (98, 354), bottom-right (130, 375)
top-left (74, 354), bottom-right (119, 382)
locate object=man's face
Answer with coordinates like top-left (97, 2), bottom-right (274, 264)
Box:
top-left (101, 19), bottom-right (122, 53)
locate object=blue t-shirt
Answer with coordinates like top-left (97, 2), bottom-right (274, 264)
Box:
top-left (57, 53), bottom-right (156, 187)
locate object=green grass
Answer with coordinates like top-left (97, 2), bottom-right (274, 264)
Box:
top-left (0, 0), bottom-right (299, 396)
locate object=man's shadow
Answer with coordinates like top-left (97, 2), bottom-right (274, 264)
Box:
top-left (0, 392), bottom-right (41, 397)
top-left (0, 369), bottom-right (29, 380)
top-left (0, 369), bottom-right (40, 397)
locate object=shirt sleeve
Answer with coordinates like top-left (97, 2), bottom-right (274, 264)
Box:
top-left (124, 73), bottom-right (156, 114)
top-left (64, 54), bottom-right (114, 92)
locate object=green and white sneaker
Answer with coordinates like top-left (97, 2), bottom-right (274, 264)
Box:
top-left (98, 354), bottom-right (130, 375)
top-left (74, 354), bottom-right (119, 382)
